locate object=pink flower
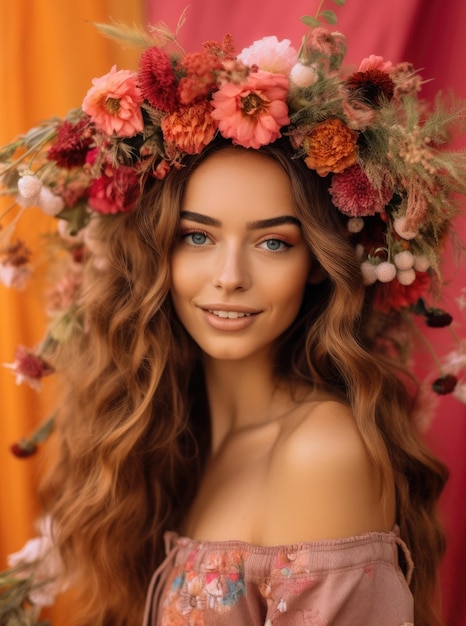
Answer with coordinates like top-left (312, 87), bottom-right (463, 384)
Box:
top-left (82, 66), bottom-right (144, 137)
top-left (138, 47), bottom-right (179, 113)
top-left (358, 55), bottom-right (393, 73)
top-left (88, 165), bottom-right (140, 214)
top-left (211, 69), bottom-right (289, 149)
top-left (329, 164), bottom-right (392, 217)
top-left (4, 345), bottom-right (54, 390)
top-left (238, 36), bottom-right (297, 74)
top-left (304, 27), bottom-right (346, 70)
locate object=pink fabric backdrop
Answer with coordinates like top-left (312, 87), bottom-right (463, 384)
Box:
top-left (146, 1), bottom-right (466, 624)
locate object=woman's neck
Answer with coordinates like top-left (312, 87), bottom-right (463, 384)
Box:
top-left (203, 352), bottom-right (300, 455)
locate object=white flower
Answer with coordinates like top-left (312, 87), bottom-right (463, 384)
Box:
top-left (0, 263), bottom-right (31, 289)
top-left (277, 598), bottom-right (288, 613)
top-left (375, 261), bottom-right (397, 283)
top-left (397, 268), bottom-right (416, 285)
top-left (238, 36), bottom-right (297, 73)
top-left (393, 216), bottom-right (418, 240)
top-left (347, 217), bottom-right (364, 233)
top-left (7, 515), bottom-right (67, 607)
top-left (442, 343), bottom-right (466, 374)
top-left (453, 381), bottom-right (466, 404)
top-left (413, 254), bottom-right (430, 272)
top-left (394, 250), bottom-right (414, 270)
top-left (17, 174), bottom-right (42, 199)
top-left (38, 186), bottom-right (65, 216)
top-left (290, 62), bottom-right (319, 87)
top-left (360, 261), bottom-right (377, 285)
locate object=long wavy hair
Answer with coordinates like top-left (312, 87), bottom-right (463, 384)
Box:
top-left (41, 138), bottom-right (448, 626)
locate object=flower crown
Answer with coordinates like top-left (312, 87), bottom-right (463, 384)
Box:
top-left (2, 4), bottom-right (466, 455)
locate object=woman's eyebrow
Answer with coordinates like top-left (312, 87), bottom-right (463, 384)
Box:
top-left (180, 211), bottom-right (301, 229)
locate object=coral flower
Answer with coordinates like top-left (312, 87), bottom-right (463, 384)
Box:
top-left (329, 164), bottom-right (392, 216)
top-left (88, 165), bottom-right (140, 214)
top-left (303, 118), bottom-right (358, 176)
top-left (82, 66), bottom-right (144, 137)
top-left (138, 47), bottom-right (179, 113)
top-left (178, 52), bottom-right (224, 105)
top-left (238, 36), bottom-right (297, 74)
top-left (161, 100), bottom-right (218, 155)
top-left (211, 69), bottom-right (289, 149)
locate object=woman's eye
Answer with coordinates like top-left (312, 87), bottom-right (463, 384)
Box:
top-left (260, 238), bottom-right (290, 251)
top-left (184, 231), bottom-right (212, 246)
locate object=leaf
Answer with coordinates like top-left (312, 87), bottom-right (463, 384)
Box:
top-left (319, 10), bottom-right (338, 25)
top-left (332, 0), bottom-right (346, 6)
top-left (301, 15), bottom-right (321, 28)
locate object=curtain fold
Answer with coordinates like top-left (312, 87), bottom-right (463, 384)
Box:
top-left (0, 1), bottom-right (144, 622)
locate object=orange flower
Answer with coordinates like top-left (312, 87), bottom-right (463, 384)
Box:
top-left (303, 118), bottom-right (358, 176)
top-left (161, 100), bottom-right (218, 155)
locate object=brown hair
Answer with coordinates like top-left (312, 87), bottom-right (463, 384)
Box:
top-left (41, 138), bottom-right (448, 626)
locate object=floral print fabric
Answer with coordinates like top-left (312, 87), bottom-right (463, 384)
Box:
top-left (143, 528), bottom-right (414, 625)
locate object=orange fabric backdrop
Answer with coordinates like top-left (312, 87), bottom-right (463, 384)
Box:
top-left (0, 0), bottom-right (144, 621)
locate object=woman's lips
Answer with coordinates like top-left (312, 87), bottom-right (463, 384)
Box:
top-left (200, 306), bottom-right (260, 330)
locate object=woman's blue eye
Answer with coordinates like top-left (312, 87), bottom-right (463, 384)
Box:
top-left (186, 232), bottom-right (209, 245)
top-left (261, 239), bottom-right (289, 251)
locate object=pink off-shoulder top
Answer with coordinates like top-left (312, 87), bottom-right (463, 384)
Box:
top-left (142, 527), bottom-right (414, 625)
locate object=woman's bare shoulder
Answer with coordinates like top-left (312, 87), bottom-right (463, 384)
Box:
top-left (257, 400), bottom-right (396, 545)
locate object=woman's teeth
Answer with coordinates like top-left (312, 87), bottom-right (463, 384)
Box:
top-left (209, 310), bottom-right (252, 319)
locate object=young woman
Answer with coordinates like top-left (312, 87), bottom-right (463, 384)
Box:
top-left (34, 136), bottom-right (444, 626)
top-left (1, 17), bottom-right (463, 626)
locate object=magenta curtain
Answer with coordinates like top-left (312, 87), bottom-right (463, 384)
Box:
top-left (146, 1), bottom-right (466, 624)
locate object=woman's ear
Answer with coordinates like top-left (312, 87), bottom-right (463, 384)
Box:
top-left (307, 263), bottom-right (327, 285)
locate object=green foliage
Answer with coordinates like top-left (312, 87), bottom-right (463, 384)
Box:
top-left (301, 0), bottom-right (346, 30)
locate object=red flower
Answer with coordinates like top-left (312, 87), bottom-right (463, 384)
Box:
top-left (432, 374), bottom-right (457, 396)
top-left (346, 69), bottom-right (395, 107)
top-left (10, 441), bottom-right (37, 458)
top-left (329, 164), bottom-right (392, 217)
top-left (88, 165), bottom-right (140, 214)
top-left (138, 47), bottom-right (179, 113)
top-left (48, 118), bottom-right (94, 168)
top-left (374, 271), bottom-right (430, 313)
top-left (5, 345), bottom-right (54, 390)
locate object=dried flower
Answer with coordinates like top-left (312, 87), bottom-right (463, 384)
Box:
top-left (178, 51), bottom-right (224, 105)
top-left (329, 164), bottom-right (392, 216)
top-left (211, 69), bottom-right (289, 149)
top-left (431, 373), bottom-right (457, 395)
top-left (391, 62), bottom-right (423, 98)
top-left (82, 65), bottom-right (144, 137)
top-left (303, 118), bottom-right (358, 176)
top-left (424, 308), bottom-right (453, 328)
top-left (396, 268), bottom-right (416, 286)
top-left (304, 27), bottom-right (346, 70)
top-left (0, 263), bottom-right (31, 289)
top-left (394, 251), bottom-right (415, 270)
top-left (238, 36), bottom-right (297, 74)
top-left (138, 47), bottom-right (179, 112)
top-left (10, 441), bottom-right (37, 458)
top-left (88, 164), bottom-right (140, 214)
top-left (4, 345), bottom-right (54, 390)
top-left (453, 381), bottom-right (466, 404)
top-left (346, 69), bottom-right (395, 106)
top-left (375, 261), bottom-right (397, 283)
top-left (161, 100), bottom-right (218, 155)
top-left (47, 118), bottom-right (93, 168)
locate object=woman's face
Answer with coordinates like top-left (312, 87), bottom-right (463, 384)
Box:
top-left (170, 148), bottom-right (312, 362)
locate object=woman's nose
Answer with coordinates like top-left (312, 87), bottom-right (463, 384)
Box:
top-left (212, 244), bottom-right (251, 292)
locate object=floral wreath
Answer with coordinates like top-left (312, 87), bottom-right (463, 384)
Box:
top-left (1, 0), bottom-right (466, 620)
